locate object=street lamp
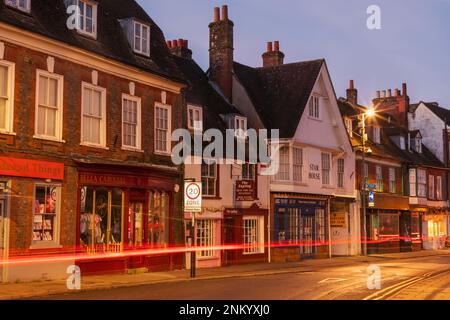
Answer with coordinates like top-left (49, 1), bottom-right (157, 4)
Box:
top-left (360, 108), bottom-right (376, 256)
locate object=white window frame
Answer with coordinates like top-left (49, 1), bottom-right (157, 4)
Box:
top-left (121, 94), bottom-right (142, 151)
top-left (154, 102), bottom-right (172, 155)
top-left (243, 216), bottom-right (264, 255)
top-left (308, 95), bottom-right (320, 119)
top-left (187, 105), bottom-right (203, 131)
top-left (293, 147), bottom-right (303, 182)
top-left (389, 168), bottom-right (396, 193)
top-left (5, 0), bottom-right (30, 12)
top-left (337, 158), bottom-right (345, 189)
top-left (415, 138), bottom-right (422, 153)
top-left (34, 70), bottom-right (64, 142)
top-left (0, 60), bottom-right (15, 134)
top-left (418, 169), bottom-right (427, 198)
top-left (274, 145), bottom-right (290, 181)
top-left (409, 168), bottom-right (417, 197)
top-left (31, 183), bottom-right (62, 249)
top-left (133, 20), bottom-right (150, 57)
top-left (436, 176), bottom-right (443, 200)
top-left (76, 0), bottom-right (98, 39)
top-left (429, 175), bottom-right (435, 200)
top-left (234, 116), bottom-right (247, 139)
top-left (80, 82), bottom-right (107, 148)
top-left (242, 163), bottom-right (256, 181)
top-left (201, 160), bottom-right (217, 197)
top-left (376, 166), bottom-right (383, 192)
top-left (321, 152), bottom-right (331, 186)
top-left (196, 219), bottom-right (216, 259)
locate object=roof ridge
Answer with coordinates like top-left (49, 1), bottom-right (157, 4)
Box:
top-left (234, 58), bottom-right (325, 71)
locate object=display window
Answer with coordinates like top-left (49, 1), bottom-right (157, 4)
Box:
top-left (33, 185), bottom-right (61, 244)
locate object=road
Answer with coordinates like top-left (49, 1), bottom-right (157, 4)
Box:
top-left (38, 254), bottom-right (450, 300)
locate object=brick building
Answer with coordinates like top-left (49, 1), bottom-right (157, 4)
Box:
top-left (0, 0), bottom-right (186, 282)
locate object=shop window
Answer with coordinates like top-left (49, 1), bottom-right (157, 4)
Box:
top-left (275, 146), bottom-right (290, 181)
top-left (0, 60), bottom-right (14, 134)
top-left (337, 158), bottom-right (345, 188)
top-left (80, 187), bottom-right (124, 253)
top-left (243, 216), bottom-right (264, 254)
top-left (379, 213), bottom-right (399, 237)
top-left (201, 160), bottom-right (217, 197)
top-left (154, 103), bottom-right (171, 154)
top-left (196, 219), bottom-right (215, 258)
top-left (288, 208), bottom-right (300, 243)
top-left (147, 191), bottom-right (169, 247)
top-left (418, 169), bottom-right (427, 197)
top-left (276, 207), bottom-right (286, 242)
top-left (293, 148), bottom-right (303, 182)
top-left (389, 168), bottom-right (396, 193)
top-left (436, 176), bottom-right (443, 200)
top-left (316, 209), bottom-right (326, 244)
top-left (81, 82), bottom-right (106, 147)
top-left (122, 95), bottom-right (141, 150)
top-left (5, 0), bottom-right (30, 12)
top-left (242, 163), bottom-right (255, 181)
top-left (429, 175), bottom-right (435, 200)
top-left (35, 70), bottom-right (64, 141)
top-left (33, 185), bottom-right (60, 244)
top-left (409, 169), bottom-right (417, 197)
top-left (411, 214), bottom-right (420, 240)
top-left (321, 153), bottom-right (331, 186)
top-left (187, 105), bottom-right (203, 131)
top-left (133, 21), bottom-right (150, 56)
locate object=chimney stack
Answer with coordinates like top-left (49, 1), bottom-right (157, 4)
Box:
top-left (209, 5), bottom-right (234, 100)
top-left (169, 38), bottom-right (192, 60)
top-left (346, 80), bottom-right (358, 105)
top-left (262, 40), bottom-right (285, 67)
top-left (402, 83), bottom-right (408, 96)
top-left (376, 91), bottom-right (380, 99)
top-left (394, 88), bottom-right (400, 97)
top-left (388, 89), bottom-right (392, 97)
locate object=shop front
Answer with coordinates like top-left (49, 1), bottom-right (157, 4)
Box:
top-left (330, 197), bottom-right (357, 256)
top-left (76, 163), bottom-right (182, 275)
top-left (272, 195), bottom-right (329, 263)
top-left (365, 193), bottom-right (409, 254)
top-left (401, 208), bottom-right (423, 252)
top-left (222, 205), bottom-right (268, 266)
top-left (422, 207), bottom-right (449, 250)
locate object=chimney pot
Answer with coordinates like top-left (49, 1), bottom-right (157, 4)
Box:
top-left (177, 39), bottom-right (183, 47)
top-left (183, 39), bottom-right (188, 48)
top-left (395, 88), bottom-right (400, 97)
top-left (402, 83), bottom-right (408, 96)
top-left (349, 80), bottom-right (354, 90)
top-left (388, 89), bottom-right (392, 97)
top-left (274, 41), bottom-right (280, 51)
top-left (221, 5), bottom-right (228, 21)
top-left (267, 42), bottom-right (273, 52)
top-left (167, 40), bottom-right (172, 48)
top-left (214, 7), bottom-right (220, 22)
top-left (382, 90), bottom-right (386, 98)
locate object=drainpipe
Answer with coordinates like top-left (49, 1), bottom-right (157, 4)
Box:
top-left (328, 199), bottom-right (332, 259)
top-left (267, 174), bottom-right (272, 263)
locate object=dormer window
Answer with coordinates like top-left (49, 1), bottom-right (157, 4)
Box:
top-left (76, 0), bottom-right (97, 38)
top-left (415, 137), bottom-right (422, 153)
top-left (234, 116), bottom-right (247, 138)
top-left (187, 105), bottom-right (203, 131)
top-left (133, 21), bottom-right (150, 56)
top-left (5, 0), bottom-right (30, 12)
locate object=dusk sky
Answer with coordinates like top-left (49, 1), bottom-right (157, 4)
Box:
top-left (138, 0), bottom-right (450, 107)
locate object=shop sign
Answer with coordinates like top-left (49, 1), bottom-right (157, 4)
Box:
top-left (235, 180), bottom-right (256, 201)
top-left (224, 208), bottom-right (240, 216)
top-left (184, 182), bottom-right (202, 213)
top-left (330, 212), bottom-right (346, 228)
top-left (275, 198), bottom-right (327, 208)
top-left (0, 157), bottom-right (64, 180)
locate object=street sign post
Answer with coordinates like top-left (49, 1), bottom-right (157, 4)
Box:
top-left (368, 191), bottom-right (375, 208)
top-left (184, 182), bottom-right (202, 278)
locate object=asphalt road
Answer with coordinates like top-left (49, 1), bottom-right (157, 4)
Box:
top-left (38, 254), bottom-right (450, 300)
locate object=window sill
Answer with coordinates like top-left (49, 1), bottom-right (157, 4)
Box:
top-left (121, 146), bottom-right (144, 153)
top-left (33, 135), bottom-right (66, 143)
top-left (76, 29), bottom-right (97, 40)
top-left (154, 150), bottom-right (171, 157)
top-left (0, 131), bottom-right (16, 136)
top-left (30, 242), bottom-right (63, 250)
top-left (80, 142), bottom-right (109, 150)
top-left (203, 196), bottom-right (222, 200)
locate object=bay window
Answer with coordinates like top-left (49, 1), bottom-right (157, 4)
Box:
top-left (33, 185), bottom-right (61, 245)
top-left (122, 95), bottom-right (141, 150)
top-left (154, 103), bottom-right (171, 154)
top-left (0, 61), bottom-right (14, 134)
top-left (35, 70), bottom-right (64, 140)
top-left (81, 82), bottom-right (106, 147)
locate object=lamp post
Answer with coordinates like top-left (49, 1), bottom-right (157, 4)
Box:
top-left (360, 108), bottom-right (375, 256)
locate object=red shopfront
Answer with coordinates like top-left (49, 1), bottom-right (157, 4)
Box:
top-left (76, 163), bottom-right (183, 275)
top-left (222, 204), bottom-right (269, 266)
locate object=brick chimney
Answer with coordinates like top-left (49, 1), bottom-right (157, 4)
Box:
top-left (209, 5), bottom-right (234, 100)
top-left (373, 83), bottom-right (410, 128)
top-left (167, 39), bottom-right (192, 60)
top-left (262, 41), bottom-right (285, 67)
top-left (346, 80), bottom-right (358, 105)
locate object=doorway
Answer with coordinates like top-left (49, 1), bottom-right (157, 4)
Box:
top-left (301, 214), bottom-right (316, 258)
top-left (128, 202), bottom-right (144, 247)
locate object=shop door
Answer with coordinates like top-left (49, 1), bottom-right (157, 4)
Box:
top-left (0, 199), bottom-right (5, 282)
top-left (301, 214), bottom-right (316, 258)
top-left (129, 202), bottom-right (144, 247)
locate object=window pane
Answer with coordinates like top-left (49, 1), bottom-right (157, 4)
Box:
top-left (83, 88), bottom-right (91, 116)
top-left (92, 90), bottom-right (102, 117)
top-left (37, 106), bottom-right (46, 135)
top-left (46, 108), bottom-right (56, 136)
top-left (0, 98), bottom-right (6, 130)
top-left (33, 186), bottom-right (58, 242)
top-left (91, 118), bottom-right (100, 144)
top-left (49, 78), bottom-right (58, 107)
top-left (39, 76), bottom-right (48, 106)
top-left (0, 65), bottom-right (7, 97)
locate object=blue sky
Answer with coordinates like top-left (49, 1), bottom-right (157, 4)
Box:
top-left (138, 0), bottom-right (450, 107)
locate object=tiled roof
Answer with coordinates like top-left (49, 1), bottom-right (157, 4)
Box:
top-left (0, 0), bottom-right (185, 83)
top-left (233, 59), bottom-right (324, 138)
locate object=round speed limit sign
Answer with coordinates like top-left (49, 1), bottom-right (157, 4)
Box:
top-left (184, 182), bottom-right (202, 212)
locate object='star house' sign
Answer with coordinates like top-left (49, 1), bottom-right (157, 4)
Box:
top-left (0, 157), bottom-right (64, 180)
top-left (309, 163), bottom-right (320, 180)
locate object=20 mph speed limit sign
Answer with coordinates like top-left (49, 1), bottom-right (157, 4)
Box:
top-left (184, 182), bottom-right (202, 213)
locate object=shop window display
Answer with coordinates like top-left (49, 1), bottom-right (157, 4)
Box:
top-left (33, 185), bottom-right (60, 242)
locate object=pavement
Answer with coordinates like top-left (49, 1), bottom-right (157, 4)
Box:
top-left (0, 249), bottom-right (448, 300)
